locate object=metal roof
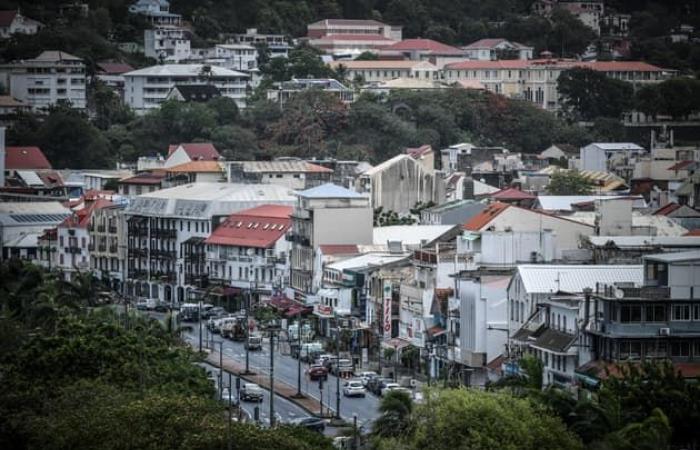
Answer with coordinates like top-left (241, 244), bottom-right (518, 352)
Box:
top-left (536, 195), bottom-right (646, 211)
top-left (326, 252), bottom-right (409, 272)
top-left (297, 183), bottom-right (364, 199)
top-left (515, 264), bottom-right (643, 294)
top-left (644, 250), bottom-right (700, 263)
top-left (373, 225), bottom-right (456, 246)
top-left (124, 64), bottom-right (248, 78)
top-left (588, 143), bottom-right (644, 151)
top-left (588, 236), bottom-right (700, 248)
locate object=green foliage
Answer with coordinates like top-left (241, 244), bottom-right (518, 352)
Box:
top-left (547, 170), bottom-right (594, 195)
top-left (558, 68), bottom-right (634, 121)
top-left (373, 207), bottom-right (417, 226)
top-left (372, 390), bottom-right (414, 439)
top-left (634, 78), bottom-right (700, 120)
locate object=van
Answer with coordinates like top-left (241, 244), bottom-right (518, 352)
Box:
top-left (245, 335), bottom-right (263, 351)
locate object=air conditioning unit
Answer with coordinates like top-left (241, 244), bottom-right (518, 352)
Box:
top-left (659, 328), bottom-right (671, 336)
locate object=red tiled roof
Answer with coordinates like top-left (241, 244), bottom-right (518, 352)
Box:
top-left (119, 171), bottom-right (165, 185)
top-left (490, 187), bottom-right (536, 200)
top-left (463, 202), bottom-right (510, 231)
top-left (167, 143), bottom-right (221, 160)
top-left (0, 10), bottom-right (18, 27)
top-left (96, 61), bottom-right (135, 75)
top-left (59, 199), bottom-right (114, 229)
top-left (684, 229), bottom-right (700, 237)
top-left (668, 160), bottom-right (693, 171)
top-left (386, 39), bottom-right (463, 55)
top-left (5, 146), bottom-right (51, 170)
top-left (166, 161), bottom-right (223, 173)
top-left (305, 162), bottom-right (334, 173)
top-left (445, 59), bottom-right (530, 70)
top-left (405, 144), bottom-right (432, 159)
top-left (319, 244), bottom-right (360, 255)
top-left (314, 33), bottom-right (393, 41)
top-left (445, 59), bottom-right (664, 72)
top-left (653, 202), bottom-right (681, 216)
top-left (205, 204), bottom-right (293, 248)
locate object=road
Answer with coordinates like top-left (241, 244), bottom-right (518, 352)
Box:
top-left (182, 319), bottom-right (381, 426)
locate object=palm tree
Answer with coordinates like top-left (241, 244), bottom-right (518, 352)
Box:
top-left (372, 389), bottom-right (414, 439)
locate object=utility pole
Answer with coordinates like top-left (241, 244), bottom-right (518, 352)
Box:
top-left (335, 318), bottom-right (341, 420)
top-left (244, 285), bottom-right (251, 374)
top-left (268, 324), bottom-right (280, 427)
top-left (294, 311), bottom-right (303, 398)
top-left (227, 371), bottom-right (232, 450)
top-left (198, 299), bottom-right (203, 353)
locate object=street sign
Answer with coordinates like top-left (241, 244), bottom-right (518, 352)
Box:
top-left (382, 280), bottom-right (392, 339)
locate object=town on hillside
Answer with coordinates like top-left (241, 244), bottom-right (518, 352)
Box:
top-left (1, 1), bottom-right (700, 449)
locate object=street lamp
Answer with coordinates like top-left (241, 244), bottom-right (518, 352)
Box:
top-left (292, 308), bottom-right (305, 399)
top-left (266, 320), bottom-right (282, 428)
top-left (243, 280), bottom-right (257, 375)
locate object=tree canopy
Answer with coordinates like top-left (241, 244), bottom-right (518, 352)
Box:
top-left (558, 68), bottom-right (634, 121)
top-left (546, 170), bottom-right (594, 195)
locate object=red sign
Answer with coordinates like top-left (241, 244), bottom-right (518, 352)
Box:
top-left (383, 281), bottom-right (392, 338)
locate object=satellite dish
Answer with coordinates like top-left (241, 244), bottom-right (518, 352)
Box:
top-left (614, 288), bottom-right (624, 299)
top-left (246, 248), bottom-right (255, 256)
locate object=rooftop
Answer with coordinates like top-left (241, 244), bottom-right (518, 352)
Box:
top-left (490, 187), bottom-right (535, 201)
top-left (166, 161), bottom-right (224, 173)
top-left (204, 204), bottom-right (292, 248)
top-left (31, 51), bottom-right (82, 62)
top-left (96, 61), bottom-right (135, 74)
top-left (423, 199), bottom-right (483, 214)
top-left (319, 244), bottom-right (361, 255)
top-left (385, 38), bottom-right (464, 55)
top-left (296, 183), bottom-right (364, 199)
top-left (326, 252), bottom-right (409, 272)
top-left (373, 225), bottom-right (456, 247)
top-left (238, 160), bottom-right (333, 174)
top-left (167, 143), bottom-right (221, 161)
top-left (588, 142), bottom-right (645, 151)
top-left (309, 19), bottom-right (388, 27)
top-left (463, 38), bottom-right (532, 50)
top-left (462, 202), bottom-right (510, 230)
top-left (124, 64), bottom-right (248, 78)
top-left (0, 201), bottom-right (72, 226)
top-left (118, 171), bottom-right (165, 185)
top-left (313, 33), bottom-right (394, 42)
top-left (5, 146), bottom-right (52, 170)
top-left (329, 60), bottom-right (436, 70)
top-left (587, 236), bottom-right (700, 249)
top-left (644, 250), bottom-right (700, 264)
top-left (535, 195), bottom-right (645, 211)
top-left (515, 264), bottom-right (643, 294)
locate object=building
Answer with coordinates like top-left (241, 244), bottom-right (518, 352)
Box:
top-left (533, 0), bottom-right (604, 35)
top-left (89, 203), bottom-right (127, 290)
top-left (580, 142), bottom-right (646, 179)
top-left (0, 95), bottom-right (30, 125)
top-left (128, 0), bottom-right (181, 26)
top-left (266, 78), bottom-right (354, 105)
top-left (213, 44), bottom-right (258, 71)
top-left (329, 60), bottom-right (437, 83)
top-left (165, 84), bottom-right (221, 103)
top-left (137, 142), bottom-right (222, 171)
top-left (0, 9), bottom-right (43, 38)
top-left (1, 51), bottom-right (86, 111)
top-left (586, 235), bottom-right (700, 264)
top-left (356, 154), bottom-right (445, 214)
top-left (124, 183), bottom-right (295, 304)
top-left (117, 170), bottom-right (165, 198)
top-left (227, 160), bottom-right (333, 190)
top-left (463, 202), bottom-right (594, 259)
top-left (289, 184), bottom-right (373, 300)
top-left (534, 195), bottom-right (646, 213)
top-left (380, 39), bottom-right (466, 68)
top-left (205, 204), bottom-right (292, 294)
top-left (164, 161), bottom-right (225, 187)
top-left (56, 199), bottom-right (114, 281)
top-left (228, 28), bottom-right (290, 58)
top-left (144, 26), bottom-right (191, 62)
top-left (540, 143), bottom-right (578, 161)
top-left (508, 264), bottom-right (644, 387)
top-left (95, 62), bottom-right (135, 98)
top-left (405, 145), bottom-right (434, 172)
top-left (307, 19), bottom-right (402, 57)
top-left (123, 64), bottom-right (249, 113)
top-left (442, 60), bottom-right (667, 112)
top-left (462, 38), bottom-right (534, 60)
top-left (0, 201), bottom-right (71, 261)
top-left (577, 251), bottom-right (700, 386)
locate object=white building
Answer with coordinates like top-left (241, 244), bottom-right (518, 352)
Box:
top-left (580, 142), bottom-right (646, 176)
top-left (129, 0), bottom-right (181, 26)
top-left (214, 44), bottom-right (258, 71)
top-left (462, 38), bottom-right (533, 60)
top-left (0, 9), bottom-right (43, 38)
top-left (124, 183), bottom-right (296, 304)
top-left (228, 28), bottom-right (290, 58)
top-left (205, 204), bottom-right (292, 294)
top-left (144, 26), bottom-right (191, 62)
top-left (329, 60), bottom-right (438, 83)
top-left (0, 201), bottom-right (71, 262)
top-left (123, 64), bottom-right (249, 113)
top-left (1, 51), bottom-right (86, 111)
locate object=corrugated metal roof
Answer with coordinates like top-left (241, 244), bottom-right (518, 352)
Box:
top-left (326, 253), bottom-right (409, 272)
top-left (588, 236), bottom-right (700, 248)
top-left (536, 195), bottom-right (645, 211)
top-left (297, 183), bottom-right (364, 199)
top-left (241, 161), bottom-right (333, 173)
top-left (373, 225), bottom-right (455, 246)
top-left (516, 264), bottom-right (643, 294)
top-left (644, 250), bottom-right (700, 263)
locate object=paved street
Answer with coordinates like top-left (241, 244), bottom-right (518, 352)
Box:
top-left (181, 319), bottom-right (381, 425)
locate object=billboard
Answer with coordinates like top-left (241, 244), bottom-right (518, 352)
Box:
top-left (382, 280), bottom-right (392, 339)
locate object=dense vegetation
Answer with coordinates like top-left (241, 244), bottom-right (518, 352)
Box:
top-left (0, 260), bottom-right (333, 450)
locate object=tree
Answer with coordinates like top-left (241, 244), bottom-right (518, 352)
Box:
top-left (354, 51), bottom-right (379, 61)
top-left (547, 170), bottom-right (593, 195)
top-left (547, 8), bottom-right (598, 57)
top-left (558, 68), bottom-right (633, 121)
top-left (372, 389), bottom-right (414, 439)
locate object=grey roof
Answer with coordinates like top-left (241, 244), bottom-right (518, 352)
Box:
top-left (296, 183), bottom-right (364, 199)
top-left (588, 236), bottom-right (700, 249)
top-left (536, 195), bottom-right (646, 211)
top-left (515, 264), bottom-right (643, 294)
top-left (124, 64), bottom-right (248, 78)
top-left (32, 51), bottom-right (82, 62)
top-left (373, 225), bottom-right (456, 247)
top-left (587, 142), bottom-right (645, 151)
top-left (326, 252), bottom-right (410, 272)
top-left (644, 250), bottom-right (700, 263)
top-left (423, 199), bottom-right (483, 214)
top-left (531, 328), bottom-right (577, 353)
top-left (280, 78), bottom-right (350, 92)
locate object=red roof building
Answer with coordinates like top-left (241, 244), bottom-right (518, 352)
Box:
top-left (5, 146), bottom-right (52, 170)
top-left (385, 38), bottom-right (464, 55)
top-left (0, 10), bottom-right (18, 27)
top-left (96, 61), bottom-right (135, 75)
top-left (463, 202), bottom-right (510, 231)
top-left (489, 187), bottom-right (536, 207)
top-left (167, 143), bottom-right (221, 161)
top-left (319, 244), bottom-right (361, 256)
top-left (205, 204), bottom-right (293, 248)
top-left (59, 198), bottom-right (114, 229)
top-left (668, 160), bottom-right (694, 171)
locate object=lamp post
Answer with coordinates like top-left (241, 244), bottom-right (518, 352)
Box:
top-left (335, 315), bottom-right (341, 420)
top-left (293, 308), bottom-right (305, 398)
top-left (267, 320), bottom-right (281, 427)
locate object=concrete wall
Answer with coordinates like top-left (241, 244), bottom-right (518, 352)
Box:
top-left (312, 207), bottom-right (373, 247)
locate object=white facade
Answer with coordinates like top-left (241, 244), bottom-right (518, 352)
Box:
top-left (228, 28), bottom-right (290, 58)
top-left (57, 223), bottom-right (90, 280)
top-left (329, 60), bottom-right (438, 83)
top-left (3, 51), bottom-right (86, 111)
top-left (580, 142), bottom-right (646, 173)
top-left (144, 27), bottom-right (191, 62)
top-left (0, 10), bottom-right (42, 38)
top-left (214, 44), bottom-right (258, 71)
top-left (123, 64), bottom-right (249, 112)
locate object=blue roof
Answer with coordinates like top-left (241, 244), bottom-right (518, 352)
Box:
top-left (297, 183), bottom-right (364, 199)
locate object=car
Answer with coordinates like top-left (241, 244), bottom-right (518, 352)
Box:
top-left (202, 306), bottom-right (225, 320)
top-left (330, 358), bottom-right (353, 376)
top-left (367, 377), bottom-right (393, 396)
top-left (290, 417), bottom-right (326, 433)
top-left (245, 335), bottom-right (263, 351)
top-left (240, 383), bottom-right (264, 402)
top-left (154, 302), bottom-right (169, 312)
top-left (306, 364), bottom-right (328, 381)
top-left (380, 383), bottom-right (401, 396)
top-left (342, 380), bottom-right (367, 397)
top-left (135, 298), bottom-right (156, 310)
top-left (355, 371), bottom-right (378, 387)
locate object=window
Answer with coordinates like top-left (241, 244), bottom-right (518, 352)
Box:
top-left (619, 341), bottom-right (641, 360)
top-left (670, 342), bottom-right (690, 357)
top-left (620, 304), bottom-right (642, 323)
top-left (645, 342), bottom-right (667, 359)
top-left (645, 304), bottom-right (667, 322)
top-left (195, 222), bottom-right (199, 233)
top-left (672, 305), bottom-right (691, 321)
top-left (187, 221), bottom-right (191, 232)
top-left (694, 305), bottom-right (700, 321)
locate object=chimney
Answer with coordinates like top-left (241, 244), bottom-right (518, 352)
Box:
top-left (0, 126), bottom-right (5, 188)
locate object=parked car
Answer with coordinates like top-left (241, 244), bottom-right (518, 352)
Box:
top-left (367, 377), bottom-right (393, 396)
top-left (330, 358), bottom-right (353, 376)
top-left (290, 417), bottom-right (326, 433)
top-left (202, 306), bottom-right (226, 320)
top-left (306, 364), bottom-right (328, 381)
top-left (342, 380), bottom-right (367, 398)
top-left (240, 383), bottom-right (264, 402)
top-left (355, 371), bottom-right (378, 387)
top-left (154, 302), bottom-right (169, 312)
top-left (245, 335), bottom-right (263, 351)
top-left (380, 383), bottom-right (401, 396)
top-left (135, 298), bottom-right (156, 310)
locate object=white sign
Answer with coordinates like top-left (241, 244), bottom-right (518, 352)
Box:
top-left (382, 280), bottom-right (392, 339)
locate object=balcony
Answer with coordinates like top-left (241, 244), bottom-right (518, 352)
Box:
top-left (128, 269), bottom-right (148, 279)
top-left (109, 245), bottom-right (118, 253)
top-left (152, 228), bottom-right (177, 239)
top-left (108, 226), bottom-right (118, 234)
top-left (152, 249), bottom-right (177, 260)
top-left (88, 244), bottom-right (95, 251)
top-left (286, 234), bottom-right (310, 246)
top-left (129, 248), bottom-right (147, 258)
top-left (64, 246), bottom-right (82, 254)
top-left (97, 225), bottom-right (106, 233)
top-left (98, 245), bottom-right (107, 252)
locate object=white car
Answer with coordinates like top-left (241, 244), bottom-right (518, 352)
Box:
top-left (355, 371), bottom-right (378, 387)
top-left (342, 380), bottom-right (367, 398)
top-left (380, 383), bottom-right (401, 396)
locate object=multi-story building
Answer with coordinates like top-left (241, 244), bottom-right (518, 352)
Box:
top-left (0, 51), bottom-right (86, 111)
top-left (123, 64), bottom-right (249, 113)
top-left (226, 160), bottom-right (333, 190)
top-left (0, 201), bottom-right (71, 262)
top-left (577, 251), bottom-right (700, 385)
top-left (462, 38), bottom-right (534, 61)
top-left (266, 78), bottom-right (355, 105)
top-left (380, 39), bottom-right (466, 68)
top-left (213, 44), bottom-right (258, 71)
top-left (144, 26), bottom-right (191, 62)
top-left (95, 62), bottom-right (135, 98)
top-left (307, 19), bottom-right (402, 57)
top-left (128, 0), bottom-right (181, 26)
top-left (228, 28), bottom-right (290, 58)
top-left (89, 203), bottom-right (127, 291)
top-left (289, 184), bottom-right (373, 301)
top-left (532, 1), bottom-right (604, 34)
top-left (205, 204), bottom-right (292, 295)
top-left (0, 9), bottom-right (43, 38)
top-left (329, 60), bottom-right (438, 83)
top-left (442, 59), bottom-right (667, 112)
top-left (56, 199), bottom-right (114, 281)
top-left (124, 183), bottom-right (295, 304)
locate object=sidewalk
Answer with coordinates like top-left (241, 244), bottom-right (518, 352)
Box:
top-left (205, 349), bottom-right (335, 419)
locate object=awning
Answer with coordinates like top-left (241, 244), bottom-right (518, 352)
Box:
top-left (382, 337), bottom-right (412, 350)
top-left (427, 325), bottom-right (447, 337)
top-left (317, 288), bottom-right (339, 299)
